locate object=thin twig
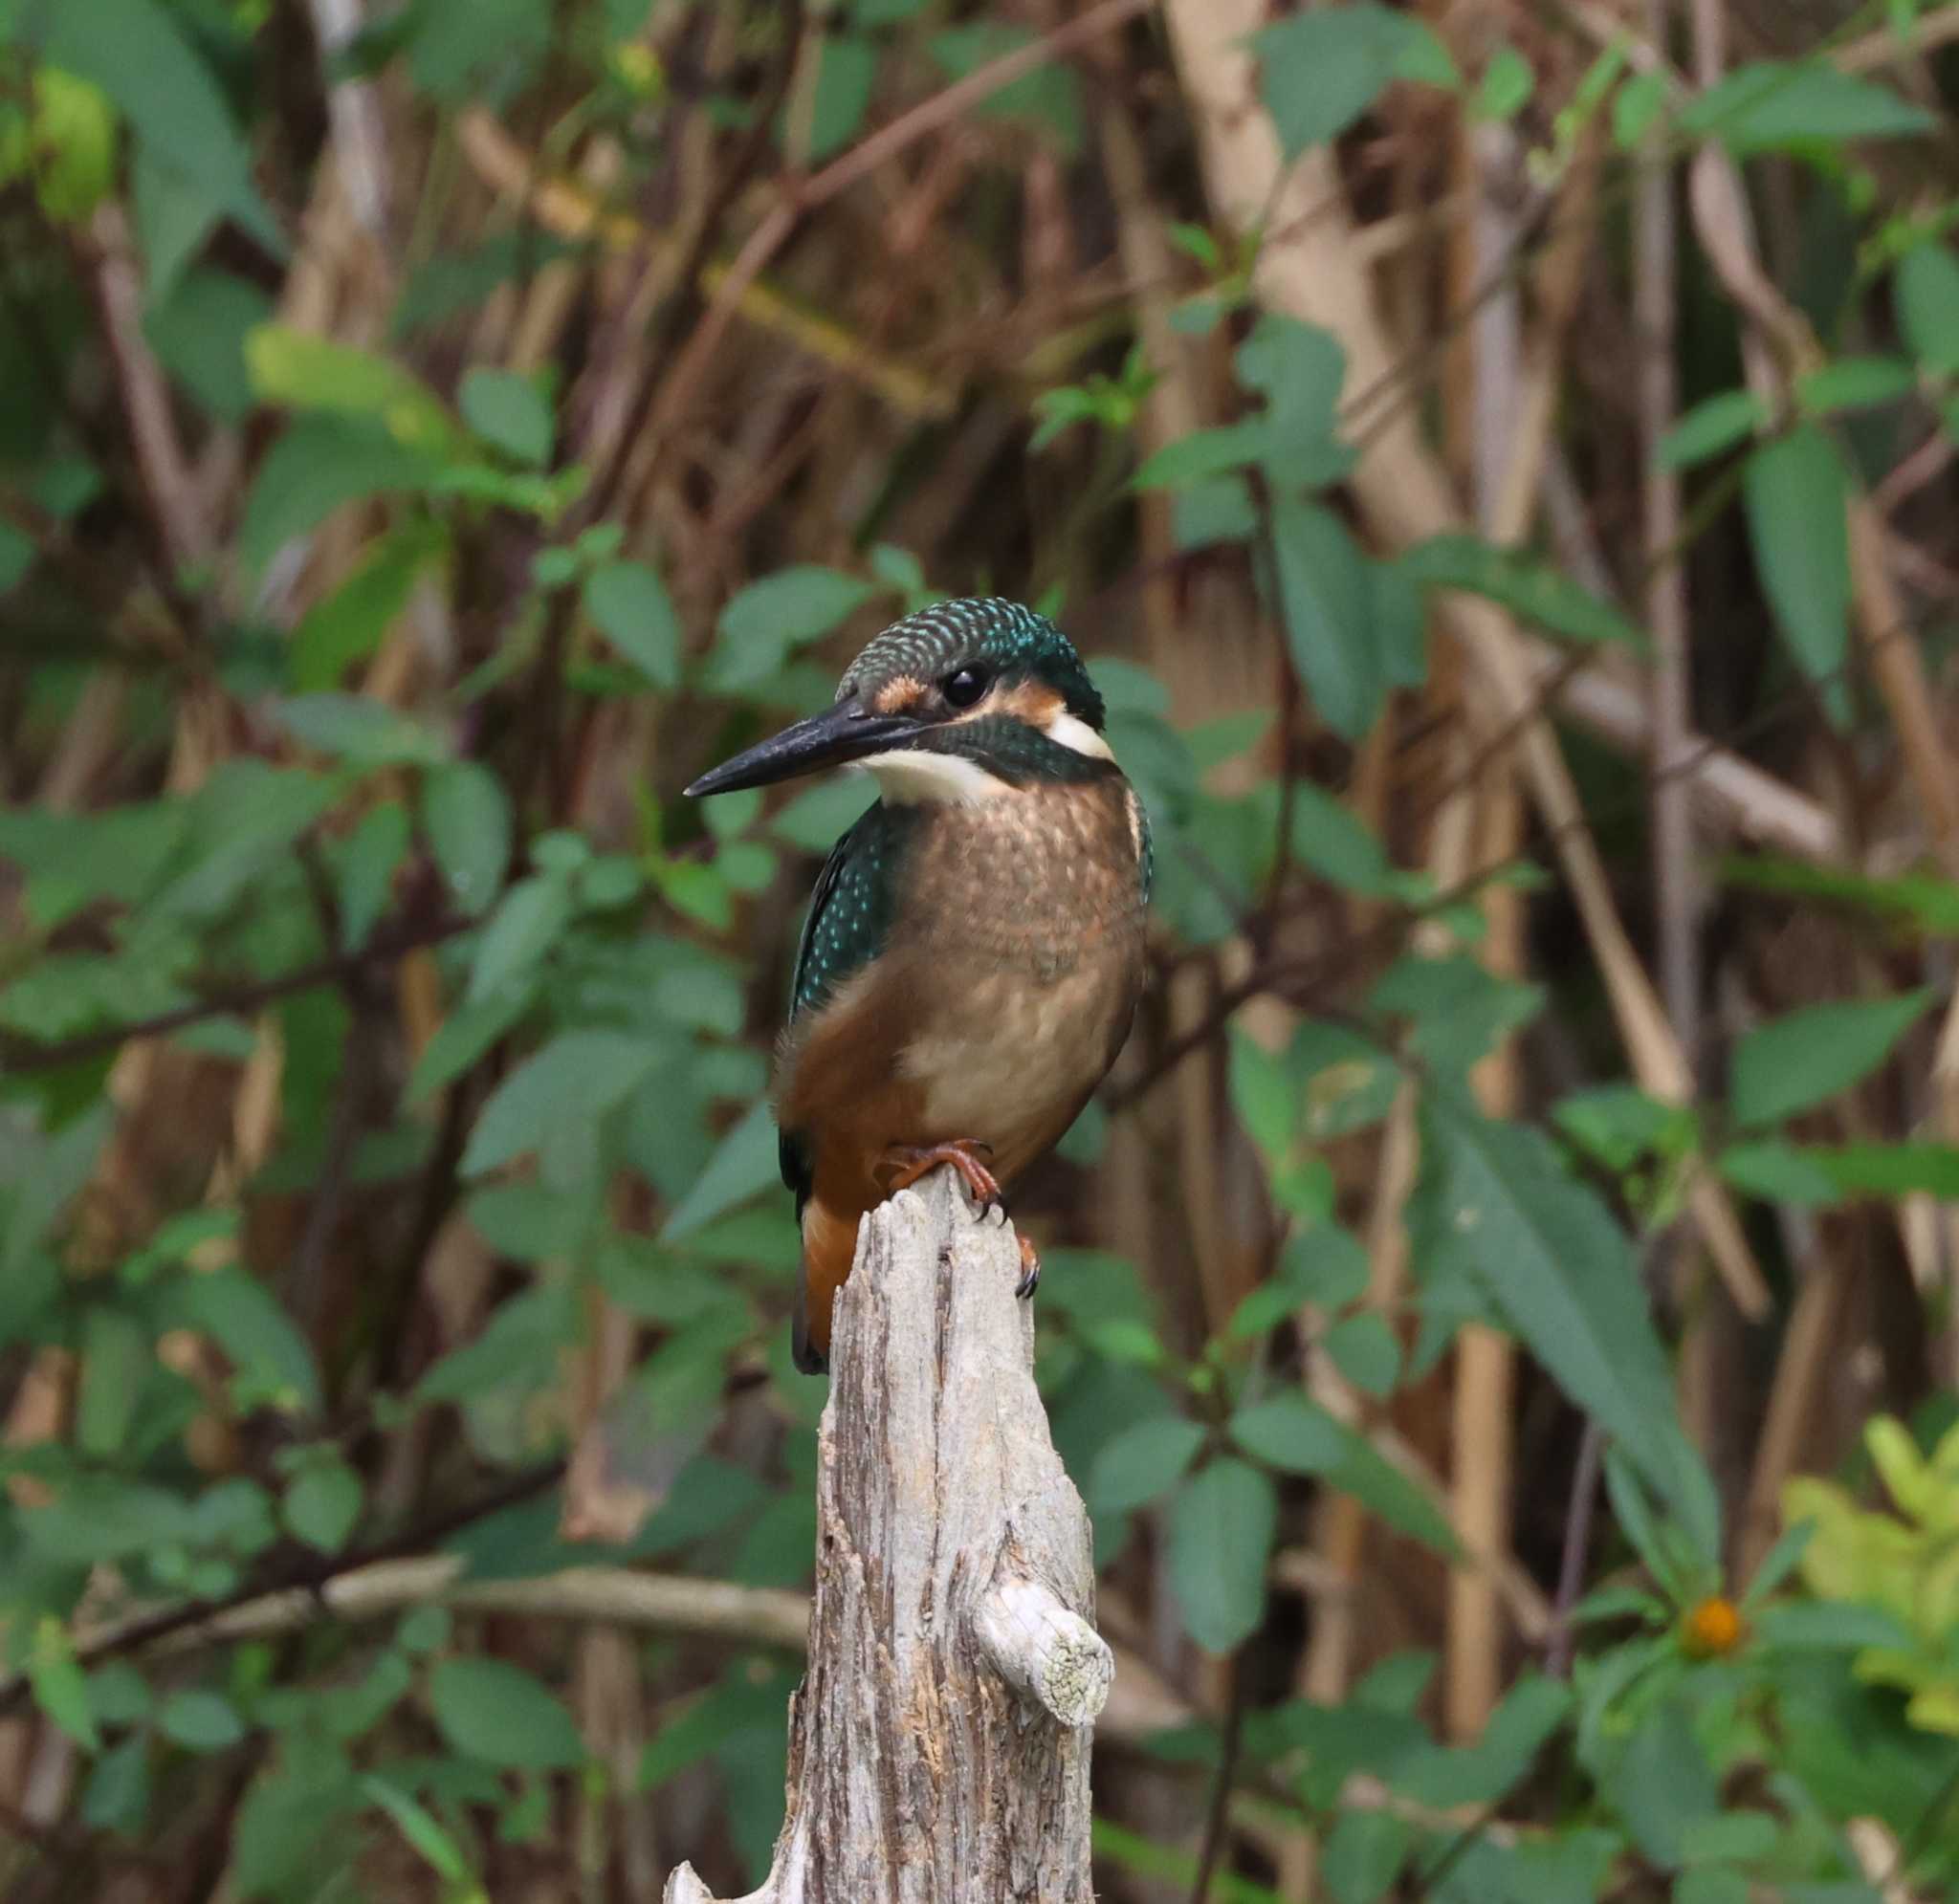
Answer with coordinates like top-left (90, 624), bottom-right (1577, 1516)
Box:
top-left (1545, 1420), bottom-right (1604, 1679)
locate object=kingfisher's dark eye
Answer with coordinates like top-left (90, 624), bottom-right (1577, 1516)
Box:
top-left (942, 666), bottom-right (990, 710)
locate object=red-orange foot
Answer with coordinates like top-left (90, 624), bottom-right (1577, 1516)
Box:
top-left (877, 1139), bottom-right (1002, 1214)
top-left (1015, 1234), bottom-right (1041, 1302)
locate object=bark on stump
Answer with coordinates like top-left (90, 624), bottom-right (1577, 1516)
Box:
top-left (665, 1170), bottom-right (1112, 1903)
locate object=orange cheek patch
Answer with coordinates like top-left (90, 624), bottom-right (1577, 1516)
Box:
top-left (870, 675), bottom-right (929, 715)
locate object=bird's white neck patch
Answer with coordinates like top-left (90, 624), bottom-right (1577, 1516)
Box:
top-left (857, 750), bottom-right (1009, 805)
top-left (1045, 709), bottom-right (1114, 760)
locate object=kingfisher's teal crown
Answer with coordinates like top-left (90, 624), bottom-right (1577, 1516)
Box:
top-left (839, 598), bottom-right (1106, 730)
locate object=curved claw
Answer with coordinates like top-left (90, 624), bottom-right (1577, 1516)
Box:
top-left (1015, 1234), bottom-right (1041, 1302)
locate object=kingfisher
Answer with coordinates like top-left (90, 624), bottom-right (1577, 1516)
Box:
top-left (685, 599), bottom-right (1152, 1372)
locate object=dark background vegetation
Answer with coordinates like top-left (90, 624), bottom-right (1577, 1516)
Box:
top-left (3, 0), bottom-right (1959, 1897)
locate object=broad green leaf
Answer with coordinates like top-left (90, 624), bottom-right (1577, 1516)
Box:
top-left (76, 1305), bottom-right (146, 1457)
top-left (768, 777), bottom-right (877, 853)
top-left (1807, 1141), bottom-right (1959, 1198)
top-left (1658, 388), bottom-right (1766, 470)
top-left (461, 1032), bottom-right (667, 1174)
top-left (1717, 853), bottom-right (1959, 933)
top-left (159, 1689), bottom-right (247, 1752)
top-left (1088, 1414), bottom-right (1209, 1516)
top-left (467, 873), bottom-right (572, 1002)
top-left (1235, 317), bottom-right (1354, 489)
top-left (41, 0), bottom-right (283, 250)
top-left (239, 417), bottom-right (440, 575)
top-left (81, 1735), bottom-right (149, 1833)
top-left (1231, 1393), bottom-right (1347, 1473)
top-left (416, 1280), bottom-right (578, 1404)
top-left (1323, 1312), bottom-right (1401, 1397)
top-left (1132, 422), bottom-right (1268, 492)
top-left (1896, 244), bottom-right (1959, 375)
top-left (1402, 535), bottom-right (1645, 648)
top-left (803, 33), bottom-right (878, 160)
top-left (1718, 1139), bottom-right (1839, 1206)
top-left (423, 760), bottom-right (511, 918)
top-left (1473, 45), bottom-right (1534, 124)
top-left (289, 524), bottom-right (444, 691)
top-left (1796, 355), bottom-right (1915, 417)
top-left (1729, 990), bottom-right (1930, 1129)
top-left (460, 366), bottom-right (553, 466)
top-left (28, 1618), bottom-right (98, 1750)
top-left (1682, 60), bottom-right (1933, 155)
top-left (1228, 1025), bottom-right (1298, 1162)
top-left (274, 693), bottom-right (447, 766)
top-left (1414, 1090), bottom-right (1716, 1557)
top-left (247, 326), bottom-right (456, 451)
top-left (428, 1658), bottom-right (584, 1769)
top-left (285, 1461), bottom-right (364, 1554)
top-left (1743, 427), bottom-right (1850, 726)
top-left (584, 559), bottom-right (682, 690)
top-left (661, 1098), bottom-right (780, 1239)
top-left (1254, 6), bottom-right (1454, 159)
top-left (167, 1269), bottom-right (321, 1415)
top-left (1167, 1457), bottom-right (1277, 1654)
top-left (1321, 1808), bottom-right (1412, 1904)
top-left (710, 567), bottom-right (877, 689)
top-left (408, 987), bottom-right (533, 1102)
top-left (1271, 494), bottom-right (1380, 739)
top-left (146, 268), bottom-right (272, 424)
top-left (1172, 474), bottom-right (1259, 550)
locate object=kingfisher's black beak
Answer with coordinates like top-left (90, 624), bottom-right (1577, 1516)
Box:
top-left (684, 701), bottom-right (922, 798)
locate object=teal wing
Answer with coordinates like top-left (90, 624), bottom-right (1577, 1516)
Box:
top-left (778, 802), bottom-right (909, 1208)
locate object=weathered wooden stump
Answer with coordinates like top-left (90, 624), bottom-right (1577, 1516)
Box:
top-left (665, 1170), bottom-right (1111, 1903)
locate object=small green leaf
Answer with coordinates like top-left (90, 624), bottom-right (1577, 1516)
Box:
top-left (1683, 59), bottom-right (1933, 155)
top-left (711, 567), bottom-right (876, 689)
top-left (1271, 494), bottom-right (1381, 739)
top-left (1232, 1393), bottom-right (1348, 1474)
top-left (1323, 1312), bottom-right (1401, 1397)
top-left (1088, 1414), bottom-right (1209, 1516)
top-left (467, 874), bottom-right (571, 1002)
top-left (423, 761), bottom-right (511, 918)
top-left (1167, 1457), bottom-right (1277, 1654)
top-left (428, 1658), bottom-right (584, 1770)
top-left (159, 1689), bottom-right (248, 1753)
top-left (1729, 990), bottom-right (1930, 1129)
top-left (362, 1775), bottom-right (471, 1882)
top-left (1896, 244), bottom-right (1959, 375)
top-left (1796, 355), bottom-right (1914, 417)
top-left (802, 33), bottom-right (878, 159)
top-left (460, 367), bottom-right (554, 466)
top-left (29, 1618), bottom-right (99, 1750)
top-left (1743, 427), bottom-right (1850, 726)
top-left (1321, 1807), bottom-right (1412, 1904)
top-left (285, 1460), bottom-right (364, 1554)
top-left (275, 693), bottom-right (447, 766)
top-left (661, 1099), bottom-right (780, 1240)
top-left (240, 418), bottom-right (440, 576)
top-left (584, 559), bottom-right (682, 690)
top-left (1403, 535), bottom-right (1645, 648)
top-left (1717, 1140), bottom-right (1839, 1206)
top-left (77, 1306), bottom-right (148, 1457)
top-left (1473, 46), bottom-right (1534, 124)
top-left (1658, 389), bottom-right (1767, 470)
top-left (1254, 6), bottom-right (1452, 158)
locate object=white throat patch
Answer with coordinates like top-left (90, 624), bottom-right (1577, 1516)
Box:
top-left (857, 750), bottom-right (1009, 805)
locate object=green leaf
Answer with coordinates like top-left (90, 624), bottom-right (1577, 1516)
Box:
top-left (1323, 1312), bottom-right (1401, 1397)
top-left (1235, 316), bottom-right (1354, 489)
top-left (1751, 1601), bottom-right (1916, 1652)
top-left (146, 268), bottom-right (273, 424)
top-left (167, 1269), bottom-right (321, 1415)
top-left (1254, 5), bottom-right (1453, 158)
top-left (1089, 1414), bottom-right (1209, 1516)
top-left (28, 1618), bottom-right (98, 1750)
top-left (1321, 1808), bottom-right (1412, 1904)
top-left (1167, 1458), bottom-right (1277, 1654)
top-left (661, 1099), bottom-right (780, 1240)
top-left (1743, 427), bottom-right (1850, 726)
top-left (460, 366), bottom-right (554, 466)
top-left (361, 1775), bottom-right (471, 1883)
top-left (159, 1689), bottom-right (247, 1753)
top-left (428, 1658), bottom-right (584, 1770)
top-left (1682, 59), bottom-right (1933, 155)
top-left (1718, 1139), bottom-right (1839, 1206)
top-left (285, 1460), bottom-right (363, 1554)
top-left (1271, 494), bottom-right (1381, 739)
top-left (247, 326), bottom-right (455, 451)
top-left (1132, 421), bottom-right (1268, 492)
top-left (1172, 474), bottom-right (1259, 550)
top-left (289, 525), bottom-right (444, 691)
top-left (77, 1305), bottom-right (147, 1457)
top-left (1473, 46), bottom-right (1534, 124)
top-left (1658, 388), bottom-right (1767, 470)
top-left (1796, 355), bottom-right (1915, 417)
top-left (711, 567), bottom-right (877, 690)
top-left (1402, 535), bottom-right (1645, 648)
top-left (467, 873), bottom-right (572, 1002)
top-left (416, 1280), bottom-right (578, 1404)
top-left (1729, 990), bottom-right (1930, 1129)
top-left (423, 760), bottom-right (511, 918)
top-left (1896, 244), bottom-right (1959, 375)
top-left (1228, 1025), bottom-right (1299, 1162)
top-left (239, 417), bottom-right (440, 575)
top-left (1807, 1140), bottom-right (1959, 1198)
top-left (274, 693), bottom-right (447, 766)
top-left (461, 1032), bottom-right (667, 1174)
top-left (803, 33), bottom-right (878, 160)
top-left (82, 1734), bottom-right (150, 1834)
top-left (1415, 1090), bottom-right (1716, 1558)
top-left (41, 0), bottom-right (283, 251)
top-left (584, 559), bottom-right (682, 690)
top-left (1717, 852), bottom-right (1959, 933)
top-left (408, 987), bottom-right (532, 1102)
